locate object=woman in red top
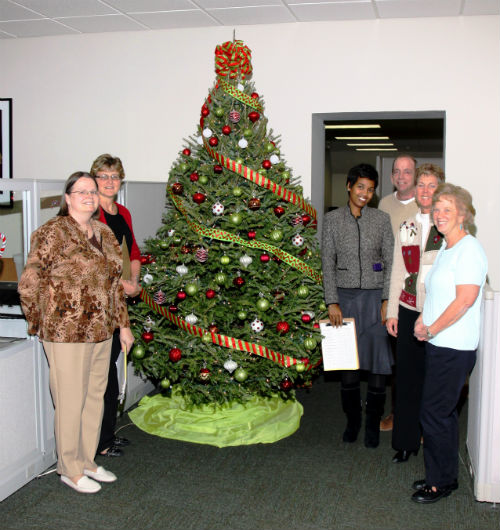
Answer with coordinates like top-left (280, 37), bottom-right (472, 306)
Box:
top-left (90, 154), bottom-right (141, 458)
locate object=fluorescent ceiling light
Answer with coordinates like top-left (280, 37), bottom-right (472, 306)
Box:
top-left (335, 136), bottom-right (390, 140)
top-left (347, 143), bottom-right (394, 147)
top-left (325, 124), bottom-right (381, 129)
top-left (356, 148), bottom-right (398, 151)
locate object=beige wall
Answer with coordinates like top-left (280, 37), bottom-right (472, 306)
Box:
top-left (2, 16), bottom-right (499, 287)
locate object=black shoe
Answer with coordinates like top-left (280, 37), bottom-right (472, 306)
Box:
top-left (392, 449), bottom-right (418, 463)
top-left (99, 444), bottom-right (123, 457)
top-left (113, 436), bottom-right (130, 447)
top-left (411, 485), bottom-right (453, 504)
top-left (412, 479), bottom-right (458, 491)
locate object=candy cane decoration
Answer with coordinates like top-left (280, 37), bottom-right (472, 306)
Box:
top-left (0, 233), bottom-right (6, 258)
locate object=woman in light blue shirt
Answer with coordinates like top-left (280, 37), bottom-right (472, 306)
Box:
top-left (412, 183), bottom-right (488, 504)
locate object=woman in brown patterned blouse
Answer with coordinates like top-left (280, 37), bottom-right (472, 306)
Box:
top-left (18, 172), bottom-right (135, 494)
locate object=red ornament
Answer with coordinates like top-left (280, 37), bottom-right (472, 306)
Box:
top-left (199, 367), bottom-right (211, 382)
top-left (260, 253), bottom-right (270, 263)
top-left (276, 321), bottom-right (290, 334)
top-left (168, 304), bottom-right (178, 313)
top-left (176, 290), bottom-right (187, 301)
top-left (193, 192), bottom-right (206, 204)
top-left (262, 160), bottom-right (272, 170)
top-left (228, 110), bottom-right (241, 123)
top-left (222, 125), bottom-right (231, 135)
top-left (301, 314), bottom-right (312, 324)
top-left (280, 378), bottom-right (293, 391)
top-left (139, 255), bottom-right (149, 265)
top-left (274, 206), bottom-right (285, 217)
top-left (208, 324), bottom-right (219, 333)
top-left (169, 347), bottom-right (182, 362)
top-left (302, 214), bottom-right (312, 225)
top-left (248, 197), bottom-right (261, 210)
top-left (142, 331), bottom-right (154, 343)
top-left (206, 289), bottom-right (216, 299)
top-left (248, 230), bottom-right (257, 240)
top-left (181, 245), bottom-right (191, 254)
top-left (182, 148), bottom-right (191, 156)
top-left (195, 248), bottom-right (209, 263)
top-left (248, 111), bottom-right (260, 123)
top-left (172, 182), bottom-right (184, 195)
top-left (313, 323), bottom-right (320, 329)
top-left (251, 92), bottom-right (259, 99)
top-left (299, 247), bottom-right (308, 256)
top-left (300, 357), bottom-right (310, 366)
top-left (190, 172), bottom-right (199, 182)
top-left (201, 107), bottom-right (209, 117)
top-left (214, 165), bottom-right (223, 174)
top-left (233, 276), bottom-right (245, 287)
top-left (209, 137), bottom-right (219, 147)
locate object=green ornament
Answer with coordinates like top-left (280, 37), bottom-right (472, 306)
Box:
top-left (243, 128), bottom-right (253, 138)
top-left (220, 255), bottom-right (230, 265)
top-left (215, 272), bottom-right (227, 285)
top-left (234, 367), bottom-right (248, 382)
top-left (173, 236), bottom-right (182, 244)
top-left (215, 107), bottom-right (224, 117)
top-left (160, 378), bottom-right (171, 389)
top-left (185, 283), bottom-right (198, 296)
top-left (259, 169), bottom-right (267, 175)
top-left (297, 285), bottom-right (309, 297)
top-left (132, 344), bottom-right (146, 359)
top-left (199, 175), bottom-right (209, 185)
top-left (202, 333), bottom-right (212, 344)
top-left (282, 170), bottom-right (290, 179)
top-left (256, 298), bottom-right (270, 312)
top-left (179, 163), bottom-right (189, 172)
top-left (270, 229), bottom-right (283, 242)
top-left (319, 301), bottom-right (327, 311)
top-left (230, 213), bottom-right (243, 225)
top-left (159, 240), bottom-right (169, 249)
top-left (295, 361), bottom-right (306, 373)
top-left (265, 142), bottom-right (275, 153)
top-left (237, 310), bottom-right (247, 320)
top-left (233, 187), bottom-right (243, 197)
top-left (304, 337), bottom-right (317, 350)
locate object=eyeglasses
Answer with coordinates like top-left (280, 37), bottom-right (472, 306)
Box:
top-left (69, 190), bottom-right (99, 197)
top-left (96, 174), bottom-right (121, 181)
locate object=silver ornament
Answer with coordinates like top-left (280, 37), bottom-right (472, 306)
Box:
top-left (239, 254), bottom-right (253, 268)
top-left (202, 127), bottom-right (213, 138)
top-left (224, 358), bottom-right (238, 373)
top-left (142, 273), bottom-right (153, 284)
top-left (270, 154), bottom-right (280, 165)
top-left (176, 264), bottom-right (188, 276)
top-left (185, 313), bottom-right (198, 325)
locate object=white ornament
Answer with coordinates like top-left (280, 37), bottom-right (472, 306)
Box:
top-left (292, 234), bottom-right (304, 247)
top-left (185, 313), bottom-right (198, 325)
top-left (304, 310), bottom-right (315, 319)
top-left (167, 229), bottom-right (175, 237)
top-left (196, 136), bottom-right (204, 145)
top-left (251, 318), bottom-right (264, 333)
top-left (176, 264), bottom-right (188, 276)
top-left (202, 127), bottom-right (213, 138)
top-left (142, 273), bottom-right (153, 284)
top-left (212, 201), bottom-right (225, 216)
top-left (238, 138), bottom-right (248, 149)
top-left (270, 154), bottom-right (280, 165)
top-left (239, 254), bottom-right (253, 268)
top-left (237, 83), bottom-right (244, 91)
top-left (224, 358), bottom-right (238, 373)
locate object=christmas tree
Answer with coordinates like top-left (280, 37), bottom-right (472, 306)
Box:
top-left (130, 40), bottom-right (326, 408)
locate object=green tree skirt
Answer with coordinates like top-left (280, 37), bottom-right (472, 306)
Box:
top-left (128, 389), bottom-right (303, 447)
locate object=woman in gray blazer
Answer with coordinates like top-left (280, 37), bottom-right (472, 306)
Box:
top-left (321, 163), bottom-right (394, 448)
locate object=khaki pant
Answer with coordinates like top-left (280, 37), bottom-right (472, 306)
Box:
top-left (43, 338), bottom-right (112, 477)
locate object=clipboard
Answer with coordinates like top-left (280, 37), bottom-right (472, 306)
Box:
top-left (319, 318), bottom-right (359, 371)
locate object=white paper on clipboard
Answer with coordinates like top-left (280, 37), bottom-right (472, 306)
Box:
top-left (319, 318), bottom-right (359, 371)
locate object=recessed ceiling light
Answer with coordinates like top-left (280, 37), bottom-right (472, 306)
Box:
top-left (356, 148), bottom-right (398, 151)
top-left (346, 143), bottom-right (394, 147)
top-left (325, 124), bottom-right (381, 129)
top-left (335, 136), bottom-right (390, 140)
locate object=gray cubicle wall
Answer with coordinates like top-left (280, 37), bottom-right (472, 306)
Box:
top-left (119, 181), bottom-right (169, 248)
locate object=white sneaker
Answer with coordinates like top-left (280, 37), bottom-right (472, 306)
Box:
top-left (84, 466), bottom-right (117, 483)
top-left (61, 475), bottom-right (101, 493)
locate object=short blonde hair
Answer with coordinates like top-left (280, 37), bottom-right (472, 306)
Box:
top-left (432, 183), bottom-right (476, 233)
top-left (416, 163), bottom-right (445, 184)
top-left (90, 154), bottom-right (125, 180)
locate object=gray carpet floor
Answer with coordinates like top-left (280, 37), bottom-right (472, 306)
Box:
top-left (1, 374), bottom-right (499, 530)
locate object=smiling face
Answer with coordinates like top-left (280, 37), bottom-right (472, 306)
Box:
top-left (415, 174), bottom-right (439, 214)
top-left (65, 176), bottom-right (99, 220)
top-left (432, 196), bottom-right (465, 239)
top-left (391, 156), bottom-right (416, 199)
top-left (347, 177), bottom-right (375, 214)
top-left (95, 165), bottom-right (122, 201)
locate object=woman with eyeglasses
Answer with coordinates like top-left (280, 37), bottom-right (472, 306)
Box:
top-left (18, 171), bottom-right (135, 493)
top-left (90, 154), bottom-right (141, 459)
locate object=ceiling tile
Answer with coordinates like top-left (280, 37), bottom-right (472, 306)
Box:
top-left (56, 14), bottom-right (147, 33)
top-left (207, 5), bottom-right (296, 25)
top-left (376, 0), bottom-right (462, 18)
top-left (289, 1), bottom-right (376, 22)
top-left (104, 0), bottom-right (197, 12)
top-left (198, 0), bottom-right (281, 7)
top-left (0, 1), bottom-right (44, 21)
top-left (0, 30), bottom-right (16, 38)
top-left (462, 0), bottom-right (500, 15)
top-left (0, 19), bottom-right (78, 37)
top-left (131, 10), bottom-right (218, 29)
top-left (12, 0), bottom-right (116, 18)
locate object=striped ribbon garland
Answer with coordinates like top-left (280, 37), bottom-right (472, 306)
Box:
top-left (218, 78), bottom-right (263, 112)
top-left (140, 288), bottom-right (313, 370)
top-left (168, 188), bottom-right (322, 284)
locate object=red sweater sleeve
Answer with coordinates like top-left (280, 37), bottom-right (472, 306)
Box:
top-left (99, 203), bottom-right (141, 261)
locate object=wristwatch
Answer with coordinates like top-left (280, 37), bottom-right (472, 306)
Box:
top-left (426, 327), bottom-right (435, 339)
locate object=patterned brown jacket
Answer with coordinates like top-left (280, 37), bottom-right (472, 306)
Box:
top-left (18, 215), bottom-right (130, 343)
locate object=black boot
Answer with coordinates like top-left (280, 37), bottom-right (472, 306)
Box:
top-left (364, 386), bottom-right (386, 448)
top-left (341, 383), bottom-right (362, 443)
